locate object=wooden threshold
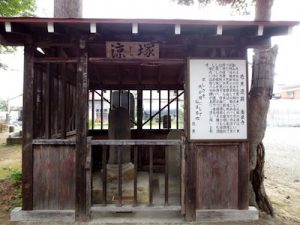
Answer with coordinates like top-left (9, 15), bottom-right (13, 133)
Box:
top-left (91, 204), bottom-right (181, 212)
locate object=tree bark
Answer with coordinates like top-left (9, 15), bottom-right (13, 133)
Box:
top-left (248, 0), bottom-right (275, 216)
top-left (54, 0), bottom-right (82, 18)
top-left (248, 46), bottom-right (278, 216)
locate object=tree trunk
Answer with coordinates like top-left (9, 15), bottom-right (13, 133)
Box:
top-left (248, 46), bottom-right (278, 216)
top-left (54, 0), bottom-right (82, 18)
top-left (248, 0), bottom-right (275, 216)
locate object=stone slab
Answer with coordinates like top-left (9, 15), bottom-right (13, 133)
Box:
top-left (196, 207), bottom-right (259, 222)
top-left (10, 207), bottom-right (75, 222)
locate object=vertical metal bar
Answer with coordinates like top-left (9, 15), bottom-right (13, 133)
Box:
top-left (176, 90), bottom-right (179, 129)
top-left (134, 146), bottom-right (138, 206)
top-left (149, 146), bottom-right (153, 206)
top-left (168, 90), bottom-right (170, 130)
top-left (118, 146), bottom-right (122, 206)
top-left (110, 90), bottom-right (112, 111)
top-left (137, 90), bottom-right (143, 130)
top-left (73, 86), bottom-right (76, 130)
top-left (101, 90), bottom-right (103, 130)
top-left (158, 90), bottom-right (161, 129)
top-left (150, 90), bottom-right (152, 129)
top-left (118, 90), bottom-right (121, 107)
top-left (92, 91), bottom-right (94, 130)
top-left (102, 148), bottom-right (107, 205)
top-left (165, 146), bottom-right (169, 205)
top-left (45, 63), bottom-right (51, 138)
top-left (127, 90), bottom-right (130, 117)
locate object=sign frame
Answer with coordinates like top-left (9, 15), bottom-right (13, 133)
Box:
top-left (187, 58), bottom-right (249, 142)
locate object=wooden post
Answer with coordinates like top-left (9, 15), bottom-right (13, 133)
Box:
top-left (22, 45), bottom-right (35, 210)
top-left (75, 39), bottom-right (89, 221)
top-left (185, 143), bottom-right (196, 221)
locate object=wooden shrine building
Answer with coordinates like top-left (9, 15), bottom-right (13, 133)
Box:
top-left (0, 17), bottom-right (297, 223)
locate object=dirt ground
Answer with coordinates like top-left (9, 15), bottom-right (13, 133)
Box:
top-left (0, 128), bottom-right (299, 225)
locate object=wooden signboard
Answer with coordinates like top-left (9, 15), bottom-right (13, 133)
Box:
top-left (188, 59), bottom-right (247, 140)
top-left (106, 42), bottom-right (159, 59)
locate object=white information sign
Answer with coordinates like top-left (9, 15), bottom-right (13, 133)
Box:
top-left (189, 59), bottom-right (247, 140)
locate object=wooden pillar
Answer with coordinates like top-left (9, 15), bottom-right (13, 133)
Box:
top-left (185, 143), bottom-right (196, 221)
top-left (22, 45), bottom-right (35, 210)
top-left (75, 39), bottom-right (89, 221)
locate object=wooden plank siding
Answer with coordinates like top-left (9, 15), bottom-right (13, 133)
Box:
top-left (33, 145), bottom-right (76, 210)
top-left (194, 143), bottom-right (248, 210)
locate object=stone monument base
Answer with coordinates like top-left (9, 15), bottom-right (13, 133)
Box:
top-left (106, 162), bottom-right (134, 182)
top-left (93, 171), bottom-right (149, 204)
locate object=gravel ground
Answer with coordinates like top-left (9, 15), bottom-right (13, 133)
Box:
top-left (264, 127), bottom-right (300, 224)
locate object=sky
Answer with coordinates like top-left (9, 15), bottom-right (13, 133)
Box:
top-left (0, 0), bottom-right (300, 105)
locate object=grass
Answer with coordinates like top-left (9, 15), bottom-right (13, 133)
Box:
top-left (0, 132), bottom-right (21, 180)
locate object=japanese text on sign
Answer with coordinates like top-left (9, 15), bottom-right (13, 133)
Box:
top-left (106, 42), bottom-right (159, 59)
top-left (189, 59), bottom-right (247, 140)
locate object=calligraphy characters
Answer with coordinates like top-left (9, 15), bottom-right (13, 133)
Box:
top-left (205, 63), bottom-right (246, 134)
top-left (138, 43), bottom-right (155, 58)
top-left (189, 59), bottom-right (247, 140)
top-left (111, 42), bottom-right (125, 58)
top-left (107, 42), bottom-right (159, 59)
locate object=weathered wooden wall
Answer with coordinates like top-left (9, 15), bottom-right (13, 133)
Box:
top-left (33, 145), bottom-right (76, 210)
top-left (194, 143), bottom-right (248, 210)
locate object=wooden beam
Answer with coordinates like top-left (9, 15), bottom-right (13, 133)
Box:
top-left (89, 58), bottom-right (185, 65)
top-left (22, 45), bottom-right (35, 210)
top-left (75, 39), bottom-right (89, 221)
top-left (32, 139), bottom-right (76, 145)
top-left (90, 139), bottom-right (181, 146)
top-left (34, 57), bottom-right (78, 64)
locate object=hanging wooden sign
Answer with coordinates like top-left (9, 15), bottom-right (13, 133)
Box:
top-left (188, 59), bottom-right (247, 140)
top-left (106, 42), bottom-right (159, 59)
